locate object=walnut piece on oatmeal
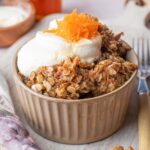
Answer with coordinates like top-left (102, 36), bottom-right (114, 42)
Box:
top-left (98, 23), bottom-right (131, 57)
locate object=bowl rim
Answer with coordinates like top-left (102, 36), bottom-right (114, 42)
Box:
top-left (0, 1), bottom-right (35, 31)
top-left (12, 42), bottom-right (138, 103)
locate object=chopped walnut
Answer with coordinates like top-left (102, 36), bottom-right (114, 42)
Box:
top-left (98, 23), bottom-right (131, 57)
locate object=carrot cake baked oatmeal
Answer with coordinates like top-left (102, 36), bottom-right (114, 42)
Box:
top-left (17, 10), bottom-right (137, 99)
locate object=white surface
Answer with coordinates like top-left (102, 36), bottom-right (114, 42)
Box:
top-left (0, 73), bottom-right (14, 114)
top-left (62, 0), bottom-right (125, 20)
top-left (0, 14), bottom-right (138, 150)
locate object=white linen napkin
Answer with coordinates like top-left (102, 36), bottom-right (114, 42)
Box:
top-left (0, 72), bottom-right (40, 150)
top-left (0, 72), bottom-right (14, 114)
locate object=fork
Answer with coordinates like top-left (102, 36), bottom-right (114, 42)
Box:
top-left (132, 38), bottom-right (150, 150)
top-left (133, 38), bottom-right (150, 94)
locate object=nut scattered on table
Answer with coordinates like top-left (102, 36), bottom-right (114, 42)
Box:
top-left (113, 146), bottom-right (134, 150)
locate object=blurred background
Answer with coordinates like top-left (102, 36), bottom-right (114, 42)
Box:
top-left (31, 0), bottom-right (125, 20)
top-left (62, 0), bottom-right (125, 19)
top-left (1, 0), bottom-right (149, 47)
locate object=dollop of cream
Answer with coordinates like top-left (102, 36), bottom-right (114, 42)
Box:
top-left (17, 19), bottom-right (102, 77)
top-left (0, 6), bottom-right (28, 27)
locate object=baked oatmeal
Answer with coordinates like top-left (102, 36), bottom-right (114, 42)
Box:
top-left (18, 10), bottom-right (137, 100)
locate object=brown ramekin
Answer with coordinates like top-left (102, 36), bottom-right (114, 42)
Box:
top-left (12, 45), bottom-right (138, 144)
top-left (0, 1), bottom-right (35, 47)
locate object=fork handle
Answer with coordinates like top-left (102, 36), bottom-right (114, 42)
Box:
top-left (138, 94), bottom-right (150, 150)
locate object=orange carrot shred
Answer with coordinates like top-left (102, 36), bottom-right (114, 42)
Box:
top-left (44, 10), bottom-right (99, 42)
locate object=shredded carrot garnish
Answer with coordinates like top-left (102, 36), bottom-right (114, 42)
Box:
top-left (44, 10), bottom-right (99, 42)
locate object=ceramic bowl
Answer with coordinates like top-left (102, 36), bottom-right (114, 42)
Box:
top-left (12, 43), bottom-right (138, 144)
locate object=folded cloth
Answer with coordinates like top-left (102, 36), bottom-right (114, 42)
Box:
top-left (0, 72), bottom-right (14, 114)
top-left (0, 72), bottom-right (40, 150)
